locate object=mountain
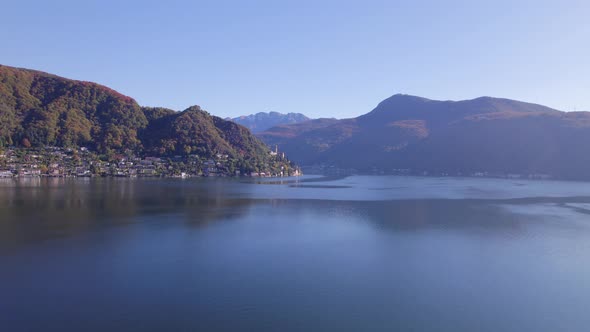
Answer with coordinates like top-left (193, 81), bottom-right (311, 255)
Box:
top-left (140, 105), bottom-right (271, 159)
top-left (259, 94), bottom-right (590, 179)
top-left (0, 65), bottom-right (147, 151)
top-left (0, 64), bottom-right (292, 173)
top-left (230, 111), bottom-right (311, 133)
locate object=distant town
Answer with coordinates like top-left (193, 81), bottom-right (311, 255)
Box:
top-left (302, 164), bottom-right (553, 180)
top-left (0, 146), bottom-right (300, 178)
top-left (0, 145), bottom-right (556, 181)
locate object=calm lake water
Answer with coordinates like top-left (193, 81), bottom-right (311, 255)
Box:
top-left (2, 175), bottom-right (590, 331)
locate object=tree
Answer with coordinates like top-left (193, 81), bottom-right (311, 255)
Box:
top-left (21, 138), bottom-right (31, 148)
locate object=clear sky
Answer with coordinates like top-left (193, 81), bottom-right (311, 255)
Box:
top-left (1, 0), bottom-right (589, 118)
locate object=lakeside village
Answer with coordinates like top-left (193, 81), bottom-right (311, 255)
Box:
top-left (0, 146), bottom-right (300, 179)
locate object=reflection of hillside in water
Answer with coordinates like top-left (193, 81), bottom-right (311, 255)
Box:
top-left (2, 178), bottom-right (590, 253)
top-left (241, 197), bottom-right (590, 237)
top-left (0, 178), bottom-right (255, 251)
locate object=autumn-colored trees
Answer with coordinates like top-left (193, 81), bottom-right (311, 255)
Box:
top-left (0, 65), bottom-right (147, 151)
top-left (0, 65), bottom-right (292, 175)
top-left (21, 138), bottom-right (31, 148)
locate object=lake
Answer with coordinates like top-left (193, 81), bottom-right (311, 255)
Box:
top-left (1, 175), bottom-right (590, 331)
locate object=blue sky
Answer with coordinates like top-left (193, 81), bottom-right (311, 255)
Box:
top-left (1, 0), bottom-right (589, 118)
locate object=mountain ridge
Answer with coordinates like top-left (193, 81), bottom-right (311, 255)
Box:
top-left (259, 94), bottom-right (590, 179)
top-left (229, 111), bottom-right (311, 133)
top-left (0, 64), bottom-right (294, 175)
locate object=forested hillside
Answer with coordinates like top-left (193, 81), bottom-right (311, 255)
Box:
top-left (0, 65), bottom-right (292, 174)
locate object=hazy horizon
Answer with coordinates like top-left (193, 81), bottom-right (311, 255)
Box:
top-left (2, 0), bottom-right (589, 118)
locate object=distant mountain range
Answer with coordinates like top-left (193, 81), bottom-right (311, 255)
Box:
top-left (0, 65), bottom-right (291, 173)
top-left (4, 64), bottom-right (590, 180)
top-left (259, 94), bottom-right (590, 179)
top-left (229, 112), bottom-right (311, 133)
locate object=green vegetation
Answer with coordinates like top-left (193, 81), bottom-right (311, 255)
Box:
top-left (0, 65), bottom-right (146, 151)
top-left (0, 65), bottom-right (297, 176)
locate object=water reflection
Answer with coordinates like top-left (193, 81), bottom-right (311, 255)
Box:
top-left (0, 178), bottom-right (253, 251)
top-left (3, 177), bottom-right (590, 331)
top-left (3, 177), bottom-right (590, 253)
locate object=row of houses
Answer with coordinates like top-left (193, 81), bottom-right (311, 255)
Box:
top-left (0, 147), bottom-right (298, 178)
